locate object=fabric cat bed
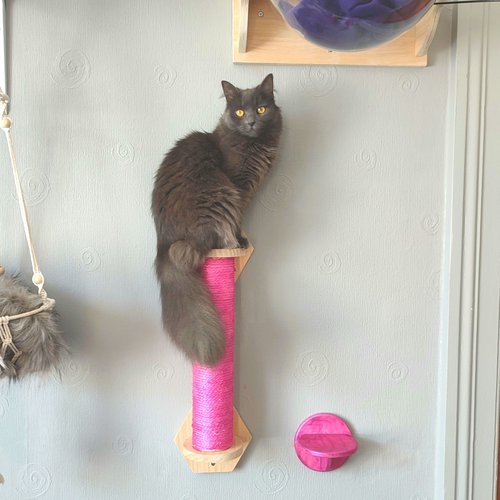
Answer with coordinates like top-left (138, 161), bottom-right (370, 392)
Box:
top-left (0, 90), bottom-right (65, 379)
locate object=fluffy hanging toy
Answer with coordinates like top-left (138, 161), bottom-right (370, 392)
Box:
top-left (0, 90), bottom-right (65, 379)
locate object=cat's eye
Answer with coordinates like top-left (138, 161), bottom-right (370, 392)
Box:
top-left (257, 106), bottom-right (267, 114)
top-left (235, 109), bottom-right (245, 118)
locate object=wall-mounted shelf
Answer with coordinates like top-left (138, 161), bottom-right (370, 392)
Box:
top-left (233, 0), bottom-right (441, 67)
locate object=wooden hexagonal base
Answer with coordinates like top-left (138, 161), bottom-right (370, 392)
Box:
top-left (174, 408), bottom-right (252, 473)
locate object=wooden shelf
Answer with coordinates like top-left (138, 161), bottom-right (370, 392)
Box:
top-left (207, 239), bottom-right (254, 281)
top-left (233, 0), bottom-right (441, 67)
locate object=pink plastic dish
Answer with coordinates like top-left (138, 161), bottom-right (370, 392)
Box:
top-left (294, 413), bottom-right (358, 472)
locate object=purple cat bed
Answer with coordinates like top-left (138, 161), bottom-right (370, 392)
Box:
top-left (272, 0), bottom-right (435, 51)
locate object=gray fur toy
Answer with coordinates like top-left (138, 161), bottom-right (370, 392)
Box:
top-left (0, 270), bottom-right (65, 379)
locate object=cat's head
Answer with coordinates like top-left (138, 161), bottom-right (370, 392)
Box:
top-left (221, 74), bottom-right (278, 138)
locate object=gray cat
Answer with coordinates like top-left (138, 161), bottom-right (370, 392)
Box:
top-left (151, 74), bottom-right (282, 366)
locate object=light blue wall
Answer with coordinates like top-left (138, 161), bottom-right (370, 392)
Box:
top-left (0, 2), bottom-right (453, 499)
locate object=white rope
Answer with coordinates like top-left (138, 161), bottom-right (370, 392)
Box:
top-left (0, 89), bottom-right (48, 295)
top-left (0, 89), bottom-right (55, 370)
top-left (0, 317), bottom-right (22, 365)
top-left (3, 298), bottom-right (55, 322)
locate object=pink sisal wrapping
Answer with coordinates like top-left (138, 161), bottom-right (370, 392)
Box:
top-left (192, 257), bottom-right (235, 451)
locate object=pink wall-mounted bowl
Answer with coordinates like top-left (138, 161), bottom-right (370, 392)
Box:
top-left (294, 413), bottom-right (358, 472)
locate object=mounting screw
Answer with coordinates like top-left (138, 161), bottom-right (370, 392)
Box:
top-left (258, 10), bottom-right (264, 17)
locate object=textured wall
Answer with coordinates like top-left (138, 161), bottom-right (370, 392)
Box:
top-left (0, 2), bottom-right (453, 499)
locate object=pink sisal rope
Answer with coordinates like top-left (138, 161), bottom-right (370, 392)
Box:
top-left (192, 257), bottom-right (235, 451)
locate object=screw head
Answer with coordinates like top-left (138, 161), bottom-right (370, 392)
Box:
top-left (258, 10), bottom-right (264, 17)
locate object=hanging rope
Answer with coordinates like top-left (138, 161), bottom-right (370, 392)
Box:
top-left (0, 90), bottom-right (46, 294)
top-left (0, 317), bottom-right (22, 369)
top-left (0, 89), bottom-right (55, 371)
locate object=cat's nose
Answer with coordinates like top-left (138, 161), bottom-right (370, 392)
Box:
top-left (248, 121), bottom-right (256, 127)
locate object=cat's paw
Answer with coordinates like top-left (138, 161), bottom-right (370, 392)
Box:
top-left (237, 235), bottom-right (249, 249)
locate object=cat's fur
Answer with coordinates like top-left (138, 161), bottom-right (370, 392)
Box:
top-left (151, 74), bottom-right (282, 365)
top-left (0, 273), bottom-right (65, 379)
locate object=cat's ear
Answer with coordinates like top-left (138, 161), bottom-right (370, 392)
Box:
top-left (260, 73), bottom-right (274, 98)
top-left (221, 81), bottom-right (239, 103)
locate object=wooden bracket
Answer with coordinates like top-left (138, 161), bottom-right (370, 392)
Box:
top-left (415, 6), bottom-right (441, 57)
top-left (207, 239), bottom-right (254, 281)
top-left (238, 0), bottom-right (250, 53)
top-left (174, 409), bottom-right (252, 473)
top-left (233, 0), bottom-right (442, 67)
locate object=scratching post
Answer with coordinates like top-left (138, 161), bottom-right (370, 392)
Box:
top-left (174, 246), bottom-right (253, 473)
top-left (192, 257), bottom-right (235, 451)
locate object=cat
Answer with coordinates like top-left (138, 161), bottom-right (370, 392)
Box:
top-left (151, 74), bottom-right (282, 366)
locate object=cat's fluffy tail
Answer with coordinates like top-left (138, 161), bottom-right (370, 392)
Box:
top-left (156, 241), bottom-right (225, 366)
